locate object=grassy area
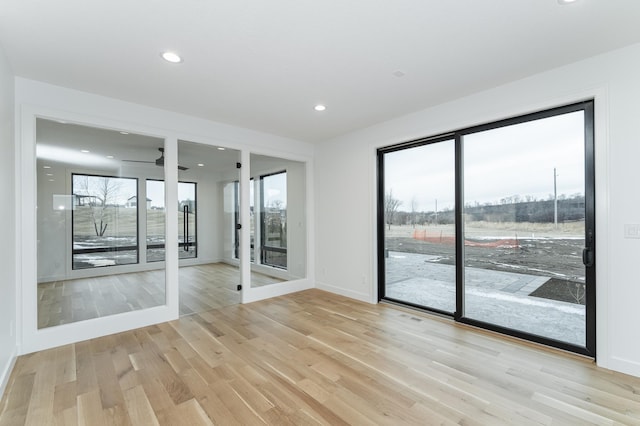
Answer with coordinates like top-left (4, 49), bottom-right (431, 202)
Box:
top-left (73, 206), bottom-right (195, 238)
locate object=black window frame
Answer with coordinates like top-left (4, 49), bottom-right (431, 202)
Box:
top-left (71, 172), bottom-right (140, 270)
top-left (259, 170), bottom-right (287, 269)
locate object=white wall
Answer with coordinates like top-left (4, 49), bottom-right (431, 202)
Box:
top-left (36, 158), bottom-right (69, 281)
top-left (315, 42), bottom-right (640, 378)
top-left (0, 43), bottom-right (16, 399)
top-left (190, 170), bottom-right (222, 264)
top-left (287, 161), bottom-right (307, 280)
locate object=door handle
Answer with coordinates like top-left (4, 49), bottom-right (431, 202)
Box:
top-left (582, 247), bottom-right (593, 267)
top-left (183, 205), bottom-right (189, 252)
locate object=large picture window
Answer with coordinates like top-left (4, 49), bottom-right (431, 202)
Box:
top-left (72, 174), bottom-right (139, 269)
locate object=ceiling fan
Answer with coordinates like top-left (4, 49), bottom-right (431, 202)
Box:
top-left (122, 147), bottom-right (189, 171)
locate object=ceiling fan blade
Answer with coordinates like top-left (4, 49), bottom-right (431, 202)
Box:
top-left (122, 152), bottom-right (187, 170)
top-left (122, 159), bottom-right (155, 164)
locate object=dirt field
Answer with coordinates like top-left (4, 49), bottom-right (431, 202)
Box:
top-left (384, 222), bottom-right (586, 305)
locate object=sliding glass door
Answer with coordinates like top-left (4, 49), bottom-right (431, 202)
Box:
top-left (378, 101), bottom-right (595, 355)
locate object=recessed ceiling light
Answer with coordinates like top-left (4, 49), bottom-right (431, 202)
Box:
top-left (57, 120), bottom-right (67, 124)
top-left (120, 131), bottom-right (129, 135)
top-left (217, 147), bottom-right (225, 151)
top-left (557, 0), bottom-right (578, 4)
top-left (314, 104), bottom-right (327, 112)
top-left (43, 166), bottom-right (51, 169)
top-left (106, 155), bottom-right (114, 159)
top-left (161, 51), bottom-right (182, 63)
top-left (46, 173), bottom-right (53, 176)
top-left (80, 149), bottom-right (90, 153)
top-left (197, 163), bottom-right (205, 167)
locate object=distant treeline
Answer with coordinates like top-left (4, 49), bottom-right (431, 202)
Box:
top-left (394, 194), bottom-right (585, 226)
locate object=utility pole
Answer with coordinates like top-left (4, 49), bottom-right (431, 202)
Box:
top-left (435, 199), bottom-right (438, 225)
top-left (554, 167), bottom-right (558, 228)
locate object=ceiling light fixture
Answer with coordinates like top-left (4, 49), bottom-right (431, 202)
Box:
top-left (217, 147), bottom-right (225, 151)
top-left (197, 163), bottom-right (205, 167)
top-left (80, 149), bottom-right (90, 153)
top-left (314, 104), bottom-right (327, 112)
top-left (120, 131), bottom-right (129, 135)
top-left (557, 0), bottom-right (578, 4)
top-left (161, 51), bottom-right (182, 63)
top-left (43, 166), bottom-right (51, 169)
top-left (106, 155), bottom-right (114, 159)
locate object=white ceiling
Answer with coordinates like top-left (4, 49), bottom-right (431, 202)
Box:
top-left (2, 1), bottom-right (640, 143)
top-left (36, 119), bottom-right (240, 174)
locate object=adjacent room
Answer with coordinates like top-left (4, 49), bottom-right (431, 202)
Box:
top-left (34, 119), bottom-right (304, 327)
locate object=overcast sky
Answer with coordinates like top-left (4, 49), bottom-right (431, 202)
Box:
top-left (384, 111), bottom-right (585, 212)
top-left (146, 174), bottom-right (287, 209)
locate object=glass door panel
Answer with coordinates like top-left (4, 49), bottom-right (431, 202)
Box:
top-left (462, 110), bottom-right (587, 346)
top-left (176, 141), bottom-right (242, 315)
top-left (382, 139), bottom-right (456, 313)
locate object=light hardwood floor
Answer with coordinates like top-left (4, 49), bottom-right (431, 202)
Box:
top-left (4, 289), bottom-right (640, 425)
top-left (38, 263), bottom-right (283, 328)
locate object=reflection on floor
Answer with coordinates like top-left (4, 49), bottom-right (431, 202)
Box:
top-left (37, 263), bottom-right (283, 329)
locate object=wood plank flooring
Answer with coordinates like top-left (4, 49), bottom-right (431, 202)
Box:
top-left (38, 263), bottom-right (283, 328)
top-left (4, 289), bottom-right (640, 425)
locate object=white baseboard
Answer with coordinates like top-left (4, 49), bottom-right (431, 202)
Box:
top-left (315, 280), bottom-right (374, 304)
top-left (37, 257), bottom-right (223, 284)
top-left (601, 356), bottom-right (640, 379)
top-left (0, 348), bottom-right (17, 405)
top-left (177, 257), bottom-right (221, 267)
top-left (243, 279), bottom-right (314, 304)
top-left (37, 274), bottom-right (66, 284)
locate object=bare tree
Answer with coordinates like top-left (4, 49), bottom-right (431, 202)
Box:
top-left (384, 189), bottom-right (402, 231)
top-left (74, 175), bottom-right (123, 236)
